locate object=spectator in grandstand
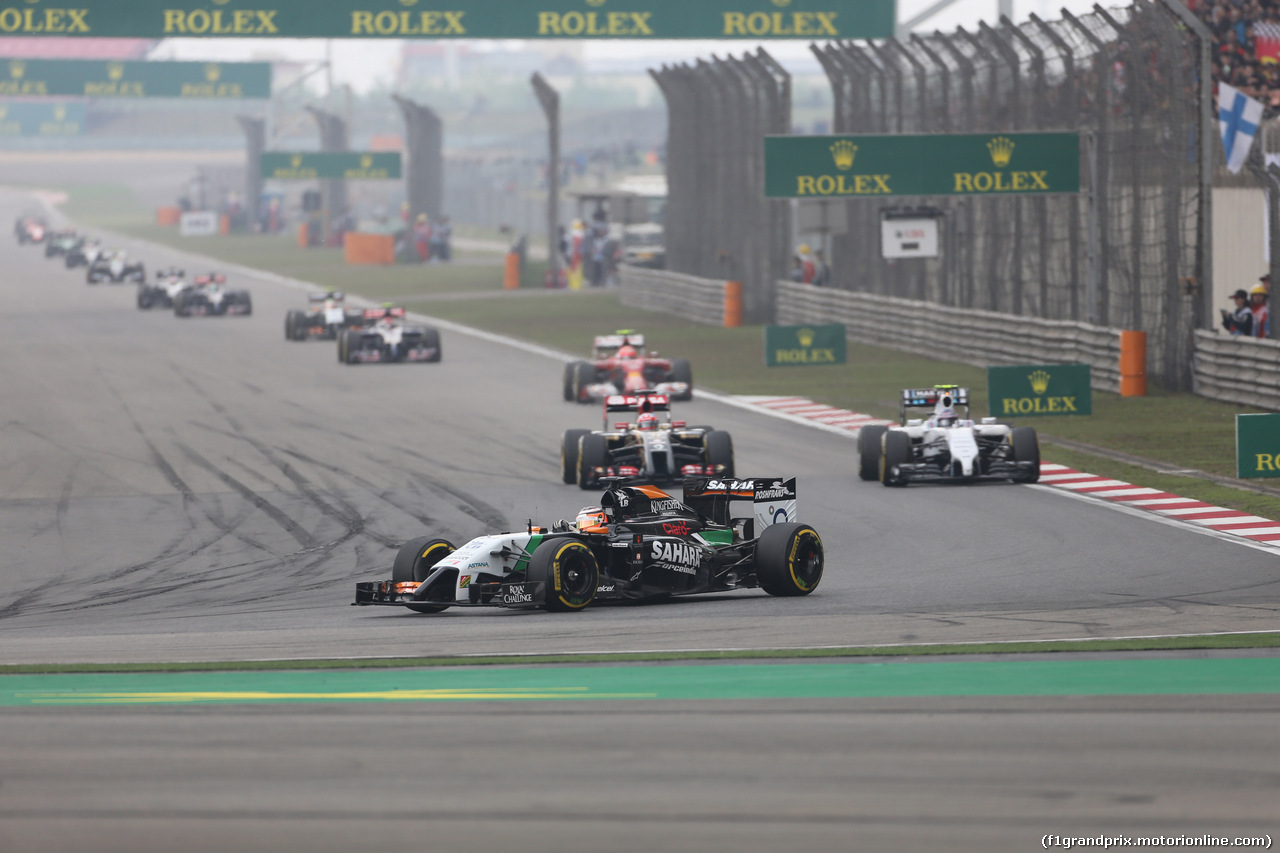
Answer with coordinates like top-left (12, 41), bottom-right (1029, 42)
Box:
top-left (797, 244), bottom-right (816, 284)
top-left (1221, 288), bottom-right (1254, 335)
top-left (812, 249), bottom-right (831, 287)
top-left (1250, 283), bottom-right (1270, 338)
top-left (790, 255), bottom-right (804, 283)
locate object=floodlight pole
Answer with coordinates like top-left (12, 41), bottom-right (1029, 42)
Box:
top-left (531, 72), bottom-right (560, 286)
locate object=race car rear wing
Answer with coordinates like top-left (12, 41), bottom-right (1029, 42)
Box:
top-left (363, 306), bottom-right (406, 320)
top-left (682, 477), bottom-right (797, 531)
top-left (593, 330), bottom-right (645, 357)
top-left (193, 273), bottom-right (226, 285)
top-left (603, 392), bottom-right (669, 429)
top-left (900, 385), bottom-right (969, 423)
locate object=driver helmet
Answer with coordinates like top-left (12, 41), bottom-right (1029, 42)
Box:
top-left (935, 397), bottom-right (957, 427)
top-left (636, 413), bottom-right (659, 431)
top-left (575, 506), bottom-right (608, 532)
top-left (617, 345), bottom-right (638, 359)
top-left (378, 314), bottom-right (396, 329)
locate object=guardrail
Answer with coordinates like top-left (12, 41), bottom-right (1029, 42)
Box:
top-left (1192, 330), bottom-right (1280, 411)
top-left (619, 266), bottom-right (725, 326)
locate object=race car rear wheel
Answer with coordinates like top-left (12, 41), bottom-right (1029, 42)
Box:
top-left (420, 327), bottom-right (442, 362)
top-left (880, 429), bottom-right (911, 487)
top-left (704, 430), bottom-right (734, 477)
top-left (286, 310), bottom-right (303, 340)
top-left (563, 361), bottom-right (585, 401)
top-left (392, 536), bottom-right (455, 614)
top-left (561, 429), bottom-right (590, 484)
top-left (669, 358), bottom-right (694, 400)
top-left (528, 539), bottom-right (598, 612)
top-left (577, 433), bottom-right (608, 490)
top-left (137, 289), bottom-right (153, 310)
top-left (174, 294), bottom-right (189, 317)
top-left (756, 523), bottom-right (823, 596)
top-left (857, 425), bottom-right (887, 481)
top-left (1010, 426), bottom-right (1041, 483)
top-left (341, 329), bottom-right (361, 364)
top-left (571, 361), bottom-right (596, 404)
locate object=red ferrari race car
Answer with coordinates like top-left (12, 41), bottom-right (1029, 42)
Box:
top-left (562, 330), bottom-right (693, 403)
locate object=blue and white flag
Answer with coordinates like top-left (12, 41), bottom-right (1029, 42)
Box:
top-left (1218, 82), bottom-right (1265, 174)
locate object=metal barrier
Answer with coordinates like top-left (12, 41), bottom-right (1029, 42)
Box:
top-left (618, 266), bottom-right (725, 326)
top-left (1192, 331), bottom-right (1280, 411)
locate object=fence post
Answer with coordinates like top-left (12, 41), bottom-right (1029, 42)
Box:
top-left (724, 281), bottom-right (743, 328)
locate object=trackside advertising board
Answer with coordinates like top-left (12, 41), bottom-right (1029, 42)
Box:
top-left (0, 58), bottom-right (271, 98)
top-left (765, 324), bottom-right (846, 367)
top-left (0, 101), bottom-right (83, 135)
top-left (1236, 413), bottom-right (1280, 479)
top-left (261, 152), bottom-right (402, 180)
top-left (987, 364), bottom-right (1092, 417)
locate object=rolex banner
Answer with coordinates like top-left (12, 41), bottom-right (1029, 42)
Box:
top-left (1236, 413), bottom-right (1280, 479)
top-left (765, 324), bottom-right (846, 367)
top-left (987, 364), bottom-right (1092, 417)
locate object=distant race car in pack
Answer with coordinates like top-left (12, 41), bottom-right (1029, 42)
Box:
top-left (561, 390), bottom-right (733, 490)
top-left (174, 273), bottom-right (252, 317)
top-left (137, 267), bottom-right (189, 310)
top-left (14, 214), bottom-right (46, 244)
top-left (338, 307), bottom-right (441, 364)
top-left (285, 291), bottom-right (364, 341)
top-left (44, 230), bottom-right (82, 258)
top-left (562, 330), bottom-right (693, 403)
top-left (857, 385), bottom-right (1040, 487)
top-left (86, 250), bottom-right (145, 284)
top-left (354, 475), bottom-right (821, 614)
top-left (64, 238), bottom-right (103, 269)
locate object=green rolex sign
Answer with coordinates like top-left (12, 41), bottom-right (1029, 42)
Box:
top-left (1236, 413), bottom-right (1280, 479)
top-left (987, 364), bottom-right (1092, 417)
top-left (0, 101), bottom-right (83, 135)
top-left (765, 323), bottom-right (846, 367)
top-left (261, 152), bottom-right (402, 180)
top-left (0, 58), bottom-right (271, 98)
top-left (764, 132), bottom-right (1080, 199)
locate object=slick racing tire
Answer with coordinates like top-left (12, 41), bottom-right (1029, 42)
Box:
top-left (561, 429), bottom-right (590, 485)
top-left (756, 522), bottom-right (824, 597)
top-left (571, 361), bottom-right (596, 404)
top-left (562, 361), bottom-right (584, 401)
top-left (857, 425), bottom-right (887, 481)
top-left (880, 429), bottom-right (911, 487)
top-left (1010, 426), bottom-right (1041, 483)
top-left (577, 433), bottom-right (608, 490)
top-left (420, 327), bottom-right (442, 362)
top-left (341, 329), bottom-right (361, 364)
top-left (528, 539), bottom-right (598, 612)
top-left (337, 329), bottom-right (350, 363)
top-left (137, 289), bottom-right (154, 310)
top-left (286, 310), bottom-right (304, 340)
top-left (704, 430), bottom-right (734, 477)
top-left (669, 358), bottom-right (694, 400)
top-left (239, 294), bottom-right (253, 316)
top-left (392, 536), bottom-right (455, 614)
top-left (174, 294), bottom-right (190, 317)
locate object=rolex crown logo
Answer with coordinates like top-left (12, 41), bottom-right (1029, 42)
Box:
top-left (291, 155), bottom-right (302, 168)
top-left (204, 64), bottom-right (221, 82)
top-left (360, 155), bottom-right (373, 169)
top-left (1029, 369), bottom-right (1051, 395)
top-left (10, 60), bottom-right (24, 79)
top-left (107, 63), bottom-right (125, 81)
top-left (830, 140), bottom-right (857, 171)
top-left (54, 105), bottom-right (66, 120)
top-left (797, 327), bottom-right (816, 347)
top-left (987, 136), bottom-right (1015, 168)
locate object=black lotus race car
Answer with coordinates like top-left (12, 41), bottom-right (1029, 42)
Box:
top-left (338, 307), bottom-right (441, 364)
top-left (174, 273), bottom-right (252, 317)
top-left (354, 476), bottom-right (822, 613)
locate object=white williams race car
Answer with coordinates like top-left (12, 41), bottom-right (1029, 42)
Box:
top-left (87, 249), bottom-right (145, 284)
top-left (174, 273), bottom-right (252, 317)
top-left (858, 385), bottom-right (1040, 486)
top-left (338, 307), bottom-right (441, 364)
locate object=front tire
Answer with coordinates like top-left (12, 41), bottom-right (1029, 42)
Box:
top-left (880, 429), bottom-right (911, 487)
top-left (392, 536), bottom-right (455, 614)
top-left (527, 538), bottom-right (598, 612)
top-left (1010, 426), bottom-right (1040, 483)
top-left (756, 523), bottom-right (823, 596)
top-left (561, 428), bottom-right (590, 485)
top-left (857, 425), bottom-right (887, 481)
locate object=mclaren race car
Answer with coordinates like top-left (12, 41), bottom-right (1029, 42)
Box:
top-left (137, 267), bottom-right (189, 310)
top-left (563, 330), bottom-right (693, 403)
top-left (14, 214), bottom-right (46, 244)
top-left (857, 385), bottom-right (1040, 486)
top-left (561, 391), bottom-right (734, 490)
top-left (44, 230), bottom-right (82, 258)
top-left (174, 273), bottom-right (252, 317)
top-left (354, 475), bottom-right (822, 613)
top-left (86, 249), bottom-right (145, 284)
top-left (338, 307), bottom-right (441, 364)
top-left (64, 238), bottom-right (103, 269)
top-left (286, 291), bottom-right (363, 340)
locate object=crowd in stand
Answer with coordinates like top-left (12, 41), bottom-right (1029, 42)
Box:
top-left (1193, 0), bottom-right (1280, 113)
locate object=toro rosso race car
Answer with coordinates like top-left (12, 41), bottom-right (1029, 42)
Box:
top-left (563, 330), bottom-right (693, 403)
top-left (87, 249), bottom-right (145, 284)
top-left (857, 385), bottom-right (1040, 486)
top-left (338, 307), bottom-right (441, 364)
top-left (174, 273), bottom-right (252, 317)
top-left (137, 267), bottom-right (189, 310)
top-left (561, 391), bottom-right (733, 490)
top-left (354, 475), bottom-right (822, 613)
top-left (286, 291), bottom-right (363, 341)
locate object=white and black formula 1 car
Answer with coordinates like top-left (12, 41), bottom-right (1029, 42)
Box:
top-left (563, 330), bottom-right (693, 403)
top-left (174, 272), bottom-right (252, 317)
top-left (561, 390), bottom-right (733, 490)
top-left (86, 249), bottom-right (145, 284)
top-left (286, 291), bottom-right (363, 341)
top-left (64, 238), bottom-right (103, 269)
top-left (337, 306), bottom-right (441, 364)
top-left (137, 267), bottom-right (189, 310)
top-left (354, 475), bottom-right (822, 614)
top-left (857, 385), bottom-right (1040, 486)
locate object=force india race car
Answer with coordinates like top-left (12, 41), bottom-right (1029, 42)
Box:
top-left (137, 267), bottom-right (189, 309)
top-left (174, 273), bottom-right (252, 317)
top-left (857, 385), bottom-right (1040, 486)
top-left (338, 307), bottom-right (441, 364)
top-left (285, 291), bottom-right (364, 341)
top-left (354, 475), bottom-right (822, 613)
top-left (561, 391), bottom-right (734, 490)
top-left (562, 330), bottom-right (693, 403)
top-left (86, 249), bottom-right (145, 284)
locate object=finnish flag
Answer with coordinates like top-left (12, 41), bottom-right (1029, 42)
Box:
top-left (1218, 82), bottom-right (1264, 174)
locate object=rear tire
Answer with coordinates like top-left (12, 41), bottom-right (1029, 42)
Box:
top-left (1010, 426), bottom-right (1040, 483)
top-left (880, 429), bottom-right (911, 487)
top-left (704, 430), bottom-right (734, 477)
top-left (527, 538), bottom-right (598, 612)
top-left (285, 310), bottom-right (302, 340)
top-left (756, 523), bottom-right (823, 596)
top-left (563, 361), bottom-right (585, 401)
top-left (392, 536), bottom-right (455, 614)
top-left (561, 428), bottom-right (590, 484)
top-left (857, 425), bottom-right (887, 481)
top-left (572, 360), bottom-right (596, 403)
top-left (341, 329), bottom-right (361, 364)
top-left (669, 358), bottom-right (694, 400)
top-left (577, 432), bottom-right (608, 490)
top-left (420, 327), bottom-right (442, 362)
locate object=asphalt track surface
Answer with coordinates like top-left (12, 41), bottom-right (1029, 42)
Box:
top-left (2, 181), bottom-right (1278, 852)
